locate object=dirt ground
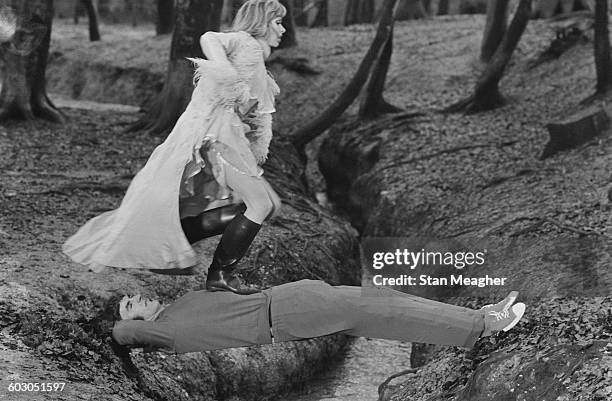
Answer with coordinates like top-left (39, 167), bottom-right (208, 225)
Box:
top-left (314, 13), bottom-right (612, 401)
top-left (1, 12), bottom-right (612, 401)
top-left (1, 19), bottom-right (365, 397)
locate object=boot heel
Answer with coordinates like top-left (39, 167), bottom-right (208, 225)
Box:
top-left (206, 268), bottom-right (260, 295)
top-left (206, 278), bottom-right (260, 295)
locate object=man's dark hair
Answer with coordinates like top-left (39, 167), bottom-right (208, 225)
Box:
top-left (92, 294), bottom-right (139, 379)
top-left (101, 294), bottom-right (123, 323)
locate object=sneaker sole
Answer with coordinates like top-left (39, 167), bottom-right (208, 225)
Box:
top-left (502, 303), bottom-right (526, 332)
top-left (500, 291), bottom-right (519, 310)
top-left (505, 291), bottom-right (518, 306)
top-left (481, 290), bottom-right (519, 311)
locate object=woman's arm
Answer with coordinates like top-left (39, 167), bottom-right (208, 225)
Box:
top-left (200, 31), bottom-right (238, 74)
top-left (196, 31), bottom-right (253, 107)
top-left (245, 112), bottom-right (273, 164)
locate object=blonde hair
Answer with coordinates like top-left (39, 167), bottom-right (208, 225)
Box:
top-left (231, 0), bottom-right (286, 38)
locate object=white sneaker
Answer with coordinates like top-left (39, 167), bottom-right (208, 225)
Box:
top-left (482, 302), bottom-right (526, 337)
top-left (481, 291), bottom-right (518, 312)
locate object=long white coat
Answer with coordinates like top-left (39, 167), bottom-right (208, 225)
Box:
top-left (63, 31), bottom-right (279, 271)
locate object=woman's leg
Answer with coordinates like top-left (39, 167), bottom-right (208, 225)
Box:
top-left (150, 202), bottom-right (248, 275)
top-left (205, 168), bottom-right (279, 294)
top-left (224, 167), bottom-right (278, 224)
top-left (180, 203), bottom-right (247, 244)
top-left (260, 178), bottom-right (282, 220)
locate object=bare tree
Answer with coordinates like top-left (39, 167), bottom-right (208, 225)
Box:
top-left (81, 0), bottom-right (100, 41)
top-left (290, 0), bottom-right (398, 151)
top-left (278, 0), bottom-right (297, 48)
top-left (73, 0), bottom-right (81, 24)
top-left (0, 0), bottom-right (63, 122)
top-left (438, 0), bottom-right (449, 15)
top-left (130, 0), bottom-right (223, 136)
top-left (345, 0), bottom-right (375, 25)
top-left (420, 0), bottom-right (432, 16)
top-left (358, 4), bottom-right (402, 119)
top-left (480, 0), bottom-right (509, 62)
top-left (445, 0), bottom-right (532, 114)
top-left (156, 0), bottom-right (174, 35)
top-left (593, 0), bottom-right (612, 93)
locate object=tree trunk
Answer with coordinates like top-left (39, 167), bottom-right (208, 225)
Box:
top-left (445, 0), bottom-right (532, 114)
top-left (359, 0), bottom-right (403, 119)
top-left (438, 0), bottom-right (449, 15)
top-left (480, 0), bottom-right (509, 63)
top-left (312, 0), bottom-right (328, 27)
top-left (126, 0), bottom-right (145, 27)
top-left (420, 0), bottom-right (432, 16)
top-left (594, 0), bottom-right (612, 93)
top-left (359, 25), bottom-right (402, 119)
top-left (129, 0), bottom-right (224, 136)
top-left (73, 0), bottom-right (81, 24)
top-left (221, 0), bottom-right (233, 23)
top-left (345, 0), bottom-right (375, 25)
top-left (81, 0), bottom-right (101, 41)
top-left (542, 103), bottom-right (610, 158)
top-left (0, 0), bottom-right (63, 122)
top-left (290, 0), bottom-right (398, 150)
top-left (278, 0), bottom-right (297, 48)
top-left (156, 0), bottom-right (174, 35)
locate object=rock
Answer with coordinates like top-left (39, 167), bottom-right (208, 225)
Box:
top-left (127, 339), bottom-right (350, 401)
top-left (386, 341), bottom-right (612, 401)
top-left (433, 342), bottom-right (611, 401)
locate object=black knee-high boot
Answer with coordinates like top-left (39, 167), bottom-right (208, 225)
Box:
top-left (149, 203), bottom-right (246, 276)
top-left (205, 213), bottom-right (261, 294)
top-left (180, 203), bottom-right (247, 244)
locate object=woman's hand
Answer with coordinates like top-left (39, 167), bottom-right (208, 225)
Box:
top-left (235, 101), bottom-right (259, 130)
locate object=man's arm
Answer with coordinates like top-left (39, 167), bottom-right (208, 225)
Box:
top-left (112, 320), bottom-right (175, 351)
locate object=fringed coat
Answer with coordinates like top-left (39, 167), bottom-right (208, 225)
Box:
top-left (63, 31), bottom-right (279, 271)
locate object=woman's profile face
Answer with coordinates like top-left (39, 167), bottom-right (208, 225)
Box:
top-left (119, 294), bottom-right (161, 320)
top-left (265, 16), bottom-right (285, 47)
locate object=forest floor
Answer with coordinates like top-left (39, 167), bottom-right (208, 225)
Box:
top-left (1, 13), bottom-right (611, 401)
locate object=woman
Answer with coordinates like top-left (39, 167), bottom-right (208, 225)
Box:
top-left (63, 0), bottom-right (287, 294)
top-left (109, 280), bottom-right (526, 353)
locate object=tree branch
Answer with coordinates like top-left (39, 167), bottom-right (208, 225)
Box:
top-left (289, 0), bottom-right (399, 151)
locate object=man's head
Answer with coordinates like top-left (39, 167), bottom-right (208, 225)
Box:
top-left (119, 294), bottom-right (162, 321)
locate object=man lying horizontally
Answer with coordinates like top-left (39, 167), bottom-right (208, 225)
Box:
top-left (111, 280), bottom-right (526, 352)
